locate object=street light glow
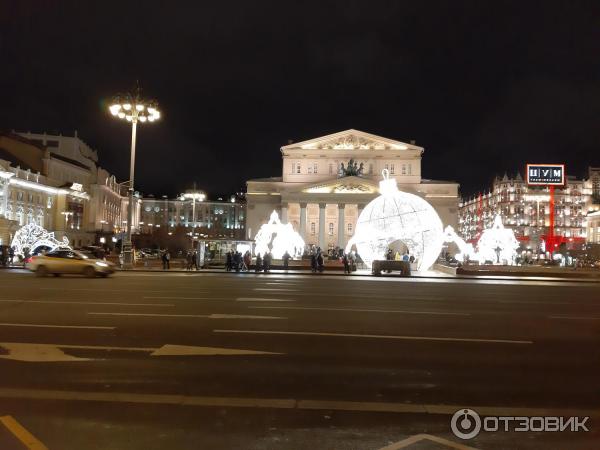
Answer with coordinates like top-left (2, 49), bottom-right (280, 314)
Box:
top-left (108, 86), bottom-right (161, 269)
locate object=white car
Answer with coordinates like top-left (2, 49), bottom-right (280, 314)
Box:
top-left (26, 249), bottom-right (115, 277)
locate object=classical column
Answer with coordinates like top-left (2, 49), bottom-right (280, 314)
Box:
top-left (337, 203), bottom-right (346, 248)
top-left (318, 202), bottom-right (326, 249)
top-left (299, 202), bottom-right (307, 239)
top-left (357, 203), bottom-right (365, 219)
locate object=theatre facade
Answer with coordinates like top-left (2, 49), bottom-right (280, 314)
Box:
top-left (246, 129), bottom-right (459, 251)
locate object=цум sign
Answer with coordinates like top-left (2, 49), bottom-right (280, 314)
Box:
top-left (526, 164), bottom-right (565, 186)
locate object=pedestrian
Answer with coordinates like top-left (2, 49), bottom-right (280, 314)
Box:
top-left (225, 250), bottom-right (232, 272)
top-left (255, 253), bottom-right (262, 272)
top-left (9, 246), bottom-right (15, 265)
top-left (186, 251), bottom-right (193, 270)
top-left (342, 252), bottom-right (350, 274)
top-left (317, 250), bottom-right (324, 273)
top-left (243, 251), bottom-right (251, 272)
top-left (310, 252), bottom-right (317, 273)
top-left (282, 250), bottom-right (290, 270)
top-left (263, 252), bottom-right (271, 273)
top-left (234, 251), bottom-right (241, 272)
top-left (191, 251), bottom-right (198, 270)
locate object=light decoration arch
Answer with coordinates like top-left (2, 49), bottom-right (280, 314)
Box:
top-left (10, 223), bottom-right (71, 257)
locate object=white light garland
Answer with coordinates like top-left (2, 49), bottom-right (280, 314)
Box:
top-left (345, 170), bottom-right (444, 271)
top-left (10, 223), bottom-right (71, 257)
top-left (444, 215), bottom-right (520, 264)
top-left (254, 210), bottom-right (305, 259)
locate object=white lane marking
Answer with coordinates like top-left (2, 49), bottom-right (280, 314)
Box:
top-left (0, 388), bottom-right (595, 419)
top-left (548, 315), bottom-right (600, 320)
top-left (38, 288), bottom-right (167, 293)
top-left (0, 323), bottom-right (114, 330)
top-left (253, 288), bottom-right (297, 292)
top-left (378, 434), bottom-right (478, 450)
top-left (151, 344), bottom-right (283, 356)
top-left (0, 300), bottom-right (174, 307)
top-left (88, 312), bottom-right (285, 320)
top-left (0, 343), bottom-right (91, 362)
top-left (0, 342), bottom-right (283, 362)
top-left (213, 330), bottom-right (533, 344)
top-left (143, 296), bottom-right (225, 300)
top-left (237, 298), bottom-right (295, 303)
top-left (248, 306), bottom-right (469, 316)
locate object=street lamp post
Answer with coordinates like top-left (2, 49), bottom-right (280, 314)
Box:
top-left (108, 88), bottom-right (160, 269)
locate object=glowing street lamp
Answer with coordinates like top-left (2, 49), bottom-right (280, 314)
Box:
top-left (108, 86), bottom-right (161, 268)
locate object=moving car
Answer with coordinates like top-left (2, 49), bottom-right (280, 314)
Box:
top-left (26, 249), bottom-right (115, 277)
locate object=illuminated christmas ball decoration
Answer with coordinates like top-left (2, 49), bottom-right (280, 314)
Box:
top-left (345, 170), bottom-right (444, 271)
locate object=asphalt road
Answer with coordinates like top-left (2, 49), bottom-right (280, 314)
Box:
top-left (0, 270), bottom-right (598, 449)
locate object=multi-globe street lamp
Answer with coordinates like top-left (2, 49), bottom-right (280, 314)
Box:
top-left (108, 89), bottom-right (160, 268)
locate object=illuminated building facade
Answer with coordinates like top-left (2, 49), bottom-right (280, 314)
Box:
top-left (139, 192), bottom-right (245, 239)
top-left (246, 129), bottom-right (459, 251)
top-left (459, 169), bottom-right (599, 251)
top-left (0, 131), bottom-right (133, 247)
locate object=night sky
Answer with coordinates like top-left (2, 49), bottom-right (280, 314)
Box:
top-left (2, 1), bottom-right (600, 199)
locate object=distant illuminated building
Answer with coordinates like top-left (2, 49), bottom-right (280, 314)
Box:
top-left (459, 169), bottom-right (599, 252)
top-left (139, 191), bottom-right (245, 239)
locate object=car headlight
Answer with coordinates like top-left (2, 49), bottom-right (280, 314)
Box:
top-left (95, 261), bottom-right (109, 267)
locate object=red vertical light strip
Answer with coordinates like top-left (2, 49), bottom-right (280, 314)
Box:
top-left (549, 185), bottom-right (555, 253)
top-left (477, 193), bottom-right (482, 236)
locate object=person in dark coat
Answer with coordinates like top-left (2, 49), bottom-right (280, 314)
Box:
top-left (282, 251), bottom-right (290, 270)
top-left (310, 253), bottom-right (317, 273)
top-left (255, 253), bottom-right (262, 273)
top-left (225, 250), bottom-right (232, 272)
top-left (342, 253), bottom-right (350, 274)
top-left (191, 251), bottom-right (198, 270)
top-left (263, 252), bottom-right (271, 273)
top-left (317, 250), bottom-right (324, 273)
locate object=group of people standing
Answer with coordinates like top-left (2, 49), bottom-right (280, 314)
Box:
top-left (185, 250), bottom-right (199, 271)
top-left (386, 248), bottom-right (415, 263)
top-left (0, 246), bottom-right (15, 267)
top-left (226, 250), bottom-right (253, 272)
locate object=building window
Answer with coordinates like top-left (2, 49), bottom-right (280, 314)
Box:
top-left (17, 192), bottom-right (23, 201)
top-left (402, 164), bottom-right (406, 175)
top-left (47, 197), bottom-right (53, 209)
top-left (308, 165), bottom-right (312, 174)
top-left (296, 163), bottom-right (301, 174)
top-left (384, 164), bottom-right (389, 171)
top-left (390, 164), bottom-right (395, 174)
top-left (328, 222), bottom-right (334, 235)
top-left (347, 223), bottom-right (353, 235)
top-left (408, 164), bottom-right (412, 175)
top-left (313, 163), bottom-right (318, 174)
top-left (310, 222), bottom-right (316, 235)
top-left (329, 163), bottom-right (333, 175)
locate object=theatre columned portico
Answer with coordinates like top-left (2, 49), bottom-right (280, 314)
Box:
top-left (246, 129), bottom-right (459, 251)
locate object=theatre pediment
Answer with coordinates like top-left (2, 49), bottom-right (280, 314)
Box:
top-left (282, 129), bottom-right (421, 152)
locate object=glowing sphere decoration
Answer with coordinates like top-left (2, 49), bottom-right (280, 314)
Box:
top-left (345, 170), bottom-right (444, 271)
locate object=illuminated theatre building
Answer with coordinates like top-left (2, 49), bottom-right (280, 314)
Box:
top-left (0, 131), bottom-right (132, 248)
top-left (458, 167), bottom-right (600, 252)
top-left (246, 129), bottom-right (459, 251)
